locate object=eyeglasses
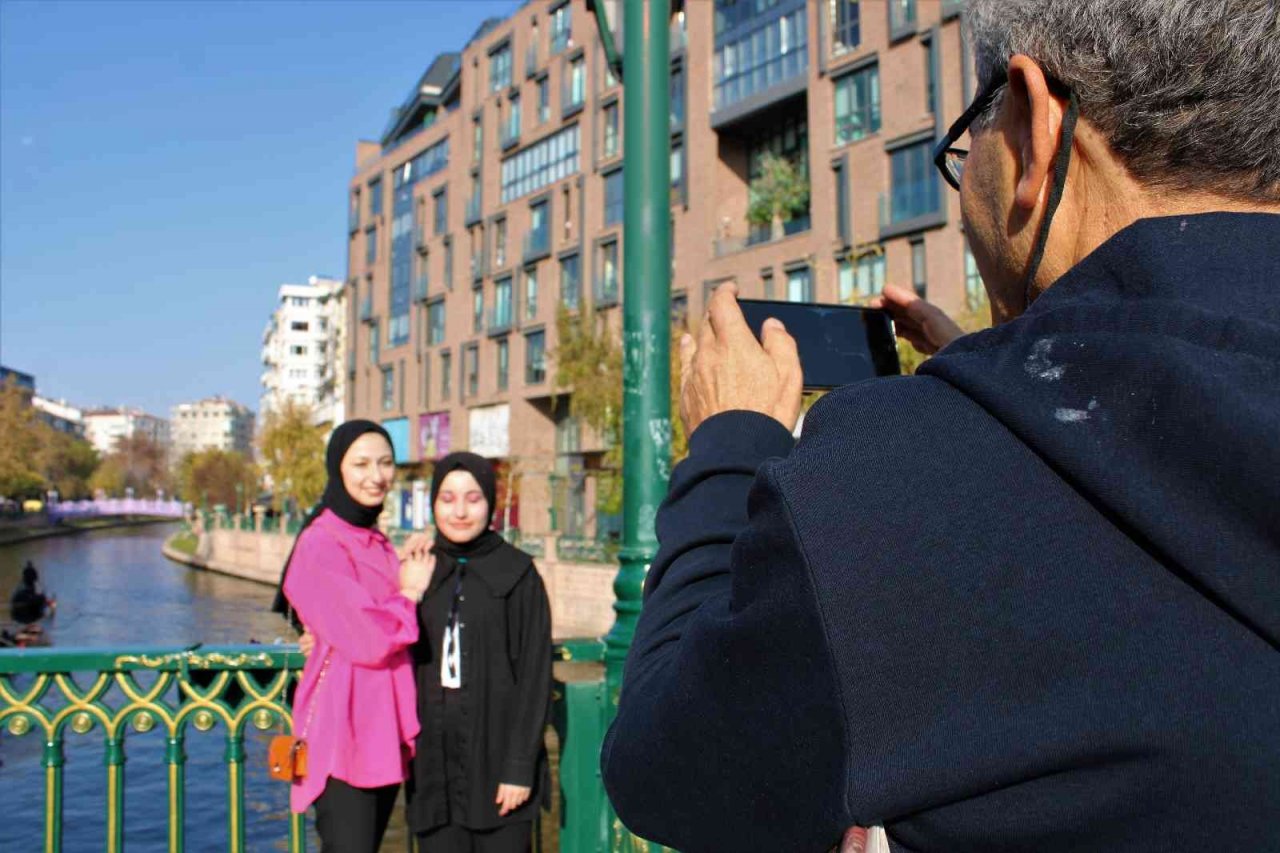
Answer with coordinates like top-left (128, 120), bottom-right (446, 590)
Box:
top-left (933, 68), bottom-right (1009, 191)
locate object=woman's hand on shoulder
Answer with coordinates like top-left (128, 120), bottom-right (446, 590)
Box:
top-left (399, 552), bottom-right (436, 602)
top-left (398, 532), bottom-right (433, 563)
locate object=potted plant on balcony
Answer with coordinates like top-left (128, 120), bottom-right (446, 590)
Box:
top-left (746, 151), bottom-right (810, 242)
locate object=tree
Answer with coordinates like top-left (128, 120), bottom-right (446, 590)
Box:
top-left (37, 428), bottom-right (99, 500)
top-left (259, 400), bottom-right (327, 513)
top-left (176, 449), bottom-right (258, 510)
top-left (747, 151), bottom-right (810, 240)
top-left (88, 456), bottom-right (127, 497)
top-left (0, 380), bottom-right (46, 498)
top-left (94, 432), bottom-right (171, 497)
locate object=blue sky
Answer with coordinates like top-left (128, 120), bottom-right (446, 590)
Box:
top-left (0, 0), bottom-right (522, 417)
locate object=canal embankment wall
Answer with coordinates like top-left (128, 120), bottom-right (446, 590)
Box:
top-left (164, 527), bottom-right (617, 639)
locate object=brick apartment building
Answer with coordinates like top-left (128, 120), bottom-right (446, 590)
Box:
top-left (347, 0), bottom-right (978, 538)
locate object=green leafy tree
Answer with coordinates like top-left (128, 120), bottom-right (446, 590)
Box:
top-left (88, 456), bottom-right (127, 497)
top-left (95, 432), bottom-right (171, 497)
top-left (259, 400), bottom-right (327, 513)
top-left (37, 429), bottom-right (100, 499)
top-left (176, 449), bottom-right (258, 509)
top-left (747, 151), bottom-right (810, 238)
top-left (0, 380), bottom-right (46, 498)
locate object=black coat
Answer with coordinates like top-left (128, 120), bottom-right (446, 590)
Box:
top-left (407, 543), bottom-right (552, 833)
top-left (602, 214), bottom-right (1280, 852)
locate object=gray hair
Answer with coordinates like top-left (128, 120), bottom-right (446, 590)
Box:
top-left (965, 0), bottom-right (1280, 200)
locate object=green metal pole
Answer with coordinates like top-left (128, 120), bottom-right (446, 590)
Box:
top-left (605, 0), bottom-right (672, 848)
top-left (43, 736), bottom-right (64, 853)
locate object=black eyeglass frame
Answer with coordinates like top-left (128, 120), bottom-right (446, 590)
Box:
top-left (932, 67), bottom-right (1009, 191)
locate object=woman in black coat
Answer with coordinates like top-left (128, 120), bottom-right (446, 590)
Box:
top-left (405, 452), bottom-right (552, 853)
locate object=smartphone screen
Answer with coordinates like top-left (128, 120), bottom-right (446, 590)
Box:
top-left (737, 299), bottom-right (901, 389)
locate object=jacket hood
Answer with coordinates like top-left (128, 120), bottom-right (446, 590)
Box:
top-left (923, 213), bottom-right (1280, 650)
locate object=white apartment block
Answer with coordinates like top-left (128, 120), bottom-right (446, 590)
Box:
top-left (170, 397), bottom-right (255, 460)
top-left (260, 275), bottom-right (347, 427)
top-left (32, 396), bottom-right (85, 438)
top-left (82, 408), bottom-right (171, 456)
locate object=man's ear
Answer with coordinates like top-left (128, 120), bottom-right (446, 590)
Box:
top-left (1006, 54), bottom-right (1066, 211)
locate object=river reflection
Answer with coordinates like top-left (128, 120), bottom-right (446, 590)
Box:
top-left (0, 523), bottom-right (412, 852)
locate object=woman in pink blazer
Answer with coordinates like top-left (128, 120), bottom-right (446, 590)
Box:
top-left (274, 420), bottom-right (433, 853)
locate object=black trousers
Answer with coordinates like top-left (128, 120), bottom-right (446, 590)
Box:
top-left (417, 821), bottom-right (531, 853)
top-left (314, 777), bottom-right (400, 853)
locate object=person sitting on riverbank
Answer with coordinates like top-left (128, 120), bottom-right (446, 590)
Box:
top-left (273, 420), bottom-right (435, 853)
top-left (9, 562), bottom-right (54, 625)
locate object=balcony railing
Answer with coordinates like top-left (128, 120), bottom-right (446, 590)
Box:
top-left (593, 276), bottom-right (619, 308)
top-left (465, 194), bottom-right (482, 226)
top-left (523, 229), bottom-right (550, 262)
top-left (359, 295), bottom-right (374, 323)
top-left (713, 214), bottom-right (812, 257)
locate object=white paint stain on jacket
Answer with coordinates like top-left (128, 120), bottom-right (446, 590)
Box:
top-left (1025, 338), bottom-right (1066, 381)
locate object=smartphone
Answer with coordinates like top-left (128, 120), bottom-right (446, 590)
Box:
top-left (737, 299), bottom-right (901, 389)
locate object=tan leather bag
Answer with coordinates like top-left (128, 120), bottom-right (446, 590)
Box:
top-left (268, 652), bottom-right (329, 783)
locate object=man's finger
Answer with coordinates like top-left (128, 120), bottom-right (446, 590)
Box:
top-left (760, 318), bottom-right (800, 374)
top-left (679, 333), bottom-right (695, 386)
top-left (707, 282), bottom-right (750, 342)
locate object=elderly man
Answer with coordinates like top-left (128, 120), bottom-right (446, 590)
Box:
top-left (600, 1), bottom-right (1280, 851)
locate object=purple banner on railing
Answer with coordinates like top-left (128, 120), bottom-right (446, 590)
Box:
top-left (47, 498), bottom-right (188, 521)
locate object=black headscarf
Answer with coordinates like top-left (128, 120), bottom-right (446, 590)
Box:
top-left (272, 419), bottom-right (394, 624)
top-left (429, 451), bottom-right (505, 560)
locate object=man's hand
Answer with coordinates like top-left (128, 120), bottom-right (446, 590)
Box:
top-left (871, 284), bottom-right (965, 356)
top-left (680, 282), bottom-right (803, 436)
top-left (298, 628), bottom-right (315, 658)
top-left (495, 783), bottom-right (531, 817)
top-left (398, 532), bottom-right (433, 563)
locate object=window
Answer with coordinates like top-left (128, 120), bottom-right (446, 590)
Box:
top-left (889, 0), bottom-right (916, 39)
top-left (473, 286), bottom-right (485, 332)
top-left (490, 44), bottom-right (512, 92)
top-left (497, 338), bottom-right (510, 391)
top-left (366, 226), bottom-right (377, 264)
top-left (381, 366), bottom-right (394, 411)
top-left (444, 240), bottom-right (454, 290)
top-left (421, 355), bottom-right (430, 405)
top-left (537, 76), bottom-right (551, 123)
top-left (924, 36), bottom-right (938, 115)
top-left (964, 243), bottom-right (984, 308)
top-left (833, 0), bottom-right (861, 53)
top-left (833, 159), bottom-right (850, 246)
top-left (560, 254), bottom-right (581, 309)
top-left (670, 142), bottom-right (685, 203)
top-left (670, 65), bottom-right (685, 129)
top-left (525, 330), bottom-right (546, 383)
top-left (434, 190), bottom-right (448, 235)
top-left (493, 276), bottom-right (513, 330)
top-left (504, 94), bottom-right (521, 146)
top-left (428, 299), bottom-right (445, 344)
top-left (526, 200), bottom-right (550, 259)
top-left (604, 57), bottom-right (619, 90)
top-left (562, 185), bottom-right (573, 238)
top-left (835, 64), bottom-right (881, 144)
top-left (596, 239), bottom-right (619, 305)
top-left (441, 351), bottom-right (452, 399)
top-left (350, 189), bottom-right (361, 231)
top-left (551, 3), bottom-right (571, 53)
top-left (839, 252), bottom-right (885, 302)
top-left (290, 321), bottom-right (309, 332)
top-left (500, 125), bottom-right (580, 203)
top-left (602, 102), bottom-right (620, 158)
top-left (762, 270), bottom-right (775, 299)
top-left (748, 115), bottom-right (810, 244)
top-left (671, 292), bottom-right (689, 329)
top-left (524, 266), bottom-right (539, 318)
top-left (290, 345), bottom-right (307, 356)
top-left (911, 238), bottom-right (927, 298)
top-left (494, 218), bottom-right (508, 268)
top-left (463, 344), bottom-right (479, 398)
top-left (604, 169), bottom-right (624, 226)
top-left (565, 55), bottom-right (586, 112)
top-left (713, 6), bottom-right (808, 111)
top-left (369, 320), bottom-right (381, 364)
top-left (473, 118), bottom-right (483, 162)
top-left (786, 267), bottom-right (812, 302)
top-left (369, 178), bottom-right (383, 216)
top-left (890, 140), bottom-right (942, 224)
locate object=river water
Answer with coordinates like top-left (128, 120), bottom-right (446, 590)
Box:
top-left (0, 523), bottom-right (413, 852)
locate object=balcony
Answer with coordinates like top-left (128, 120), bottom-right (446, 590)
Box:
top-left (877, 190), bottom-right (945, 240)
top-left (713, 214), bottom-right (812, 257)
top-left (465, 193), bottom-right (483, 226)
top-left (412, 274), bottom-right (429, 302)
top-left (593, 276), bottom-right (619, 308)
top-left (523, 228), bottom-right (550, 263)
top-left (487, 304), bottom-right (513, 336)
top-left (359, 295), bottom-right (375, 323)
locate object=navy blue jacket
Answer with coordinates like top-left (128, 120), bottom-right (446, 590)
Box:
top-left (601, 214), bottom-right (1280, 852)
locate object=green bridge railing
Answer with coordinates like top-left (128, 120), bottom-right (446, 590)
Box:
top-left (0, 641), bottom-right (611, 853)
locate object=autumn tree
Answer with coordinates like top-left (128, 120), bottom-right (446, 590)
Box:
top-left (91, 432), bottom-right (171, 497)
top-left (37, 429), bottom-right (100, 499)
top-left (176, 449), bottom-right (258, 510)
top-left (0, 380), bottom-right (45, 498)
top-left (258, 400), bottom-right (327, 513)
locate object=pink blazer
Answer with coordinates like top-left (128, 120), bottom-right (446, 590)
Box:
top-left (282, 509), bottom-right (420, 812)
